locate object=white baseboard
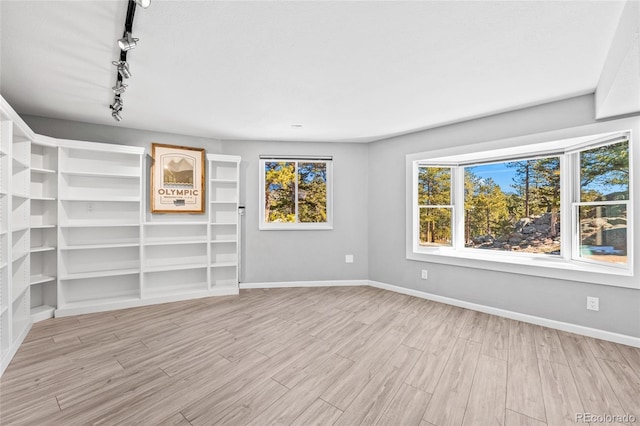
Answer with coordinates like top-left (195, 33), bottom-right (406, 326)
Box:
top-left (240, 280), bottom-right (369, 289)
top-left (369, 280), bottom-right (640, 348)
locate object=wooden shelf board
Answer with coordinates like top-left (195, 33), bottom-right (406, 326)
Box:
top-left (30, 274), bottom-right (56, 285)
top-left (30, 224), bottom-right (56, 229)
top-left (30, 196), bottom-right (56, 201)
top-left (59, 197), bottom-right (140, 202)
top-left (210, 240), bottom-right (237, 244)
top-left (143, 221), bottom-right (207, 226)
top-left (60, 268), bottom-right (140, 281)
top-left (210, 262), bottom-right (237, 268)
top-left (60, 223), bottom-right (140, 228)
top-left (210, 222), bottom-right (237, 226)
top-left (30, 246), bottom-right (56, 253)
top-left (210, 178), bottom-right (237, 183)
top-left (144, 263), bottom-right (208, 273)
top-left (144, 240), bottom-right (207, 247)
top-left (60, 170), bottom-right (140, 179)
top-left (61, 242), bottom-right (139, 251)
top-left (31, 168), bottom-right (56, 175)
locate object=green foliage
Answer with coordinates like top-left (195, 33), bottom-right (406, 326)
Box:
top-left (264, 161), bottom-right (327, 224)
top-left (580, 141), bottom-right (629, 201)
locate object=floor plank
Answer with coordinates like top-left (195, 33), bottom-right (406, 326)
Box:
top-left (0, 286), bottom-right (637, 426)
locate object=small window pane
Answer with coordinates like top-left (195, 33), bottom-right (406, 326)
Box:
top-left (580, 141), bottom-right (629, 202)
top-left (417, 167), bottom-right (450, 205)
top-left (419, 207), bottom-right (452, 247)
top-left (298, 162), bottom-right (327, 223)
top-left (464, 158), bottom-right (560, 255)
top-left (264, 162), bottom-right (295, 223)
top-left (579, 204), bottom-right (627, 265)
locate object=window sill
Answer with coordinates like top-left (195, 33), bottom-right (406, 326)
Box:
top-left (259, 223), bottom-right (333, 231)
top-left (407, 248), bottom-right (636, 289)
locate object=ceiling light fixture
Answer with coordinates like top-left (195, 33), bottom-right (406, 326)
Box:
top-left (117, 32), bottom-right (139, 51)
top-left (135, 0), bottom-right (151, 8)
top-left (108, 0), bottom-right (150, 122)
top-left (112, 61), bottom-right (131, 79)
top-left (112, 81), bottom-right (127, 95)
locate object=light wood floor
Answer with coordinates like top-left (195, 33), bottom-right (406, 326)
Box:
top-left (1, 286), bottom-right (639, 426)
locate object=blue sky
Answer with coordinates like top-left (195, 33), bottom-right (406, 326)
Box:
top-left (467, 163), bottom-right (517, 193)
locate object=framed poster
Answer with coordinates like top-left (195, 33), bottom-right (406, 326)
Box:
top-left (151, 143), bottom-right (205, 213)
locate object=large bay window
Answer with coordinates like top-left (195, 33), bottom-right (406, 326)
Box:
top-left (407, 125), bottom-right (636, 288)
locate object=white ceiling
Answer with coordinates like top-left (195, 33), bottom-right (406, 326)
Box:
top-left (0, 1), bottom-right (626, 143)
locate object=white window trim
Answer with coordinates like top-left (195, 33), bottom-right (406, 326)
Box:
top-left (406, 116), bottom-right (638, 289)
top-left (259, 158), bottom-right (333, 230)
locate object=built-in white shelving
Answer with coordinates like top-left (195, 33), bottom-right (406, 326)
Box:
top-left (29, 141), bottom-right (58, 322)
top-left (1, 98), bottom-right (35, 375)
top-left (1, 95), bottom-right (243, 375)
top-left (56, 143), bottom-right (144, 316)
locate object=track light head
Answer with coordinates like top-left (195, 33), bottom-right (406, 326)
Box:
top-left (135, 0), bottom-right (151, 8)
top-left (112, 81), bottom-right (128, 95)
top-left (112, 109), bottom-right (122, 122)
top-left (118, 32), bottom-right (139, 51)
top-left (112, 61), bottom-right (131, 79)
top-left (111, 97), bottom-right (124, 112)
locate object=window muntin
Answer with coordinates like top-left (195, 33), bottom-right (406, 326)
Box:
top-left (260, 159), bottom-right (332, 229)
top-left (412, 133), bottom-right (631, 273)
top-left (417, 167), bottom-right (452, 247)
top-left (575, 140), bottom-right (630, 265)
top-left (464, 157), bottom-right (561, 256)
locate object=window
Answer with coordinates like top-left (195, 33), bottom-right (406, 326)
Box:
top-left (259, 157), bottom-right (332, 230)
top-left (408, 128), bottom-right (634, 286)
top-left (463, 156), bottom-right (561, 256)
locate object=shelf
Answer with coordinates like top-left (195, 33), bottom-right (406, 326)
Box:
top-left (30, 246), bottom-right (56, 253)
top-left (144, 263), bottom-right (208, 273)
top-left (30, 274), bottom-right (56, 285)
top-left (60, 269), bottom-right (140, 281)
top-left (144, 240), bottom-right (207, 247)
top-left (59, 295), bottom-right (140, 310)
top-left (143, 221), bottom-right (207, 226)
top-left (59, 197), bottom-right (140, 202)
top-left (31, 167), bottom-right (56, 175)
top-left (210, 201), bottom-right (237, 204)
top-left (210, 178), bottom-right (237, 183)
top-left (31, 305), bottom-right (56, 322)
top-left (30, 196), bottom-right (56, 201)
top-left (12, 193), bottom-right (29, 199)
top-left (210, 262), bottom-right (237, 268)
top-left (60, 170), bottom-right (140, 179)
top-left (210, 222), bottom-right (237, 226)
top-left (210, 240), bottom-right (237, 244)
top-left (12, 226), bottom-right (30, 233)
top-left (60, 223), bottom-right (140, 229)
top-left (12, 285), bottom-right (29, 303)
top-left (0, 305), bottom-right (7, 316)
top-left (0, 262), bottom-right (7, 270)
top-left (60, 242), bottom-right (139, 251)
top-left (30, 224), bottom-right (56, 229)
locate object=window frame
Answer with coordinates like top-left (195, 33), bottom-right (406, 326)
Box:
top-left (406, 118), bottom-right (637, 289)
top-left (259, 157), bottom-right (333, 231)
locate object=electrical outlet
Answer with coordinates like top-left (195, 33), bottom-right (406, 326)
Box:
top-left (587, 296), bottom-right (599, 311)
top-left (345, 255), bottom-right (354, 264)
top-left (421, 269), bottom-right (428, 280)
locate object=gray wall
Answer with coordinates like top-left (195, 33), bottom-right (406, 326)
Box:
top-left (367, 94), bottom-right (640, 338)
top-left (22, 95), bottom-right (640, 337)
top-left (23, 115), bottom-right (369, 284)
